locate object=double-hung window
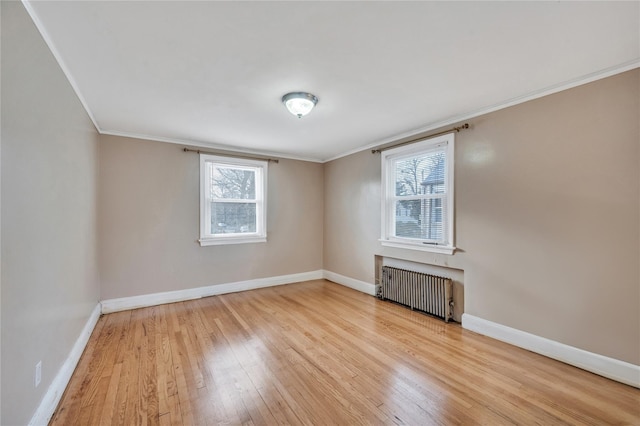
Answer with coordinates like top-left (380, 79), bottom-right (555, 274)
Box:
top-left (199, 154), bottom-right (267, 246)
top-left (380, 133), bottom-right (455, 254)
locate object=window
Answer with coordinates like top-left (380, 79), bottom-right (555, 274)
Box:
top-left (199, 154), bottom-right (267, 246)
top-left (380, 133), bottom-right (455, 254)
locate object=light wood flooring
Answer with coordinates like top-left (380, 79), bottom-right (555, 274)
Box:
top-left (51, 280), bottom-right (640, 425)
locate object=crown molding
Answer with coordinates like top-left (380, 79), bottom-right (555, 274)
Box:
top-left (21, 0), bottom-right (101, 133)
top-left (99, 129), bottom-right (324, 163)
top-left (324, 59), bottom-right (640, 163)
top-left (21, 0), bottom-right (639, 165)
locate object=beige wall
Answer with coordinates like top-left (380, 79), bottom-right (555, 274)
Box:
top-left (324, 69), bottom-right (640, 365)
top-left (98, 135), bottom-right (324, 300)
top-left (1, 2), bottom-right (101, 425)
top-left (2, 6), bottom-right (637, 425)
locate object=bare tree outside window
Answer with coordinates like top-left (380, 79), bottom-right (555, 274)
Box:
top-left (210, 166), bottom-right (257, 234)
top-left (394, 152), bottom-right (445, 240)
top-left (199, 154), bottom-right (267, 246)
top-left (211, 167), bottom-right (256, 199)
top-left (381, 133), bottom-right (454, 253)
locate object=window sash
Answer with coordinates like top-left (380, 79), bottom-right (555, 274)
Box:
top-left (390, 195), bottom-right (447, 243)
top-left (209, 201), bottom-right (259, 236)
top-left (209, 197), bottom-right (259, 203)
top-left (380, 133), bottom-right (454, 254)
top-left (391, 194), bottom-right (445, 201)
top-left (200, 154), bottom-right (267, 245)
top-left (209, 164), bottom-right (257, 200)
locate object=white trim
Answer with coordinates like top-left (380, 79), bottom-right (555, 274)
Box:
top-left (100, 270), bottom-right (324, 314)
top-left (462, 313), bottom-right (640, 388)
top-left (21, 1), bottom-right (101, 132)
top-left (199, 236), bottom-right (266, 246)
top-left (199, 154), bottom-right (268, 245)
top-left (100, 129), bottom-right (324, 164)
top-left (379, 240), bottom-right (456, 255)
top-left (17, 1), bottom-right (639, 166)
top-left (380, 133), bottom-right (455, 253)
top-left (29, 304), bottom-right (102, 426)
top-left (322, 270), bottom-right (376, 296)
top-left (325, 60), bottom-right (640, 163)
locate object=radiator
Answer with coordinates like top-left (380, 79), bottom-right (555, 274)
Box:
top-left (379, 266), bottom-right (453, 322)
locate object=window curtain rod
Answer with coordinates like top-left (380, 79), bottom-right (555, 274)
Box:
top-left (371, 123), bottom-right (469, 154)
top-left (183, 147), bottom-right (279, 163)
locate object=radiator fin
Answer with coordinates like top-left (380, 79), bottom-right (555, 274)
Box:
top-left (379, 266), bottom-right (453, 322)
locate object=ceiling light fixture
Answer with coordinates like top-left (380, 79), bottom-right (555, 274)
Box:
top-left (282, 92), bottom-right (318, 118)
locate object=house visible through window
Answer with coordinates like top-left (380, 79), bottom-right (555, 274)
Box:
top-left (199, 154), bottom-right (267, 246)
top-left (381, 133), bottom-right (455, 254)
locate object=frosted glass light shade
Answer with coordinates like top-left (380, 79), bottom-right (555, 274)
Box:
top-left (282, 92), bottom-right (318, 118)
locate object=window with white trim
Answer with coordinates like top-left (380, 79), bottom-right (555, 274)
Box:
top-left (380, 133), bottom-right (455, 254)
top-left (199, 154), bottom-right (267, 246)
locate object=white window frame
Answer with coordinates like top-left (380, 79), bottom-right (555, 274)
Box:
top-left (380, 133), bottom-right (455, 255)
top-left (199, 154), bottom-right (267, 246)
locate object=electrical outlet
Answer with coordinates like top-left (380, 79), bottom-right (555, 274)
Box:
top-left (35, 361), bottom-right (42, 388)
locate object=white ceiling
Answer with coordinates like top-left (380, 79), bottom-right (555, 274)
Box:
top-left (24, 1), bottom-right (639, 162)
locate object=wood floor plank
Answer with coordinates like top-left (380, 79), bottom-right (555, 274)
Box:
top-left (51, 280), bottom-right (640, 425)
top-left (99, 362), bottom-right (123, 426)
top-left (123, 309), bottom-right (144, 425)
top-left (166, 304), bottom-right (200, 425)
top-left (48, 311), bottom-right (109, 425)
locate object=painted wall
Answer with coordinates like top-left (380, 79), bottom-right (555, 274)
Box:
top-left (98, 135), bottom-right (324, 300)
top-left (324, 69), bottom-right (640, 365)
top-left (1, 2), bottom-right (101, 425)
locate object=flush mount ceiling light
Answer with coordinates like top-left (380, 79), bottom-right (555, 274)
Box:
top-left (282, 92), bottom-right (318, 118)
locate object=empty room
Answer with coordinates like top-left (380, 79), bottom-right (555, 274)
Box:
top-left (2, 1), bottom-right (639, 425)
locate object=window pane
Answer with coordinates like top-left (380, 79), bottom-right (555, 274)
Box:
top-left (395, 151), bottom-right (445, 196)
top-left (211, 202), bottom-right (256, 234)
top-left (211, 166), bottom-right (256, 199)
top-left (395, 198), bottom-right (444, 241)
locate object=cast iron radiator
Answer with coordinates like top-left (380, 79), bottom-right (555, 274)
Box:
top-left (378, 266), bottom-right (453, 322)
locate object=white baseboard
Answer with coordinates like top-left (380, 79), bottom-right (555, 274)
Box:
top-left (100, 270), bottom-right (324, 314)
top-left (29, 303), bottom-right (102, 426)
top-left (29, 279), bottom-right (637, 426)
top-left (323, 270), bottom-right (376, 296)
top-left (462, 313), bottom-right (640, 388)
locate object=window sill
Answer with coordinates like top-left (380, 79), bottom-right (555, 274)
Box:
top-left (199, 236), bottom-right (267, 246)
top-left (379, 239), bottom-right (456, 255)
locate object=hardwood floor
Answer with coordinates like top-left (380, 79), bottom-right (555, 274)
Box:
top-left (50, 280), bottom-right (639, 425)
